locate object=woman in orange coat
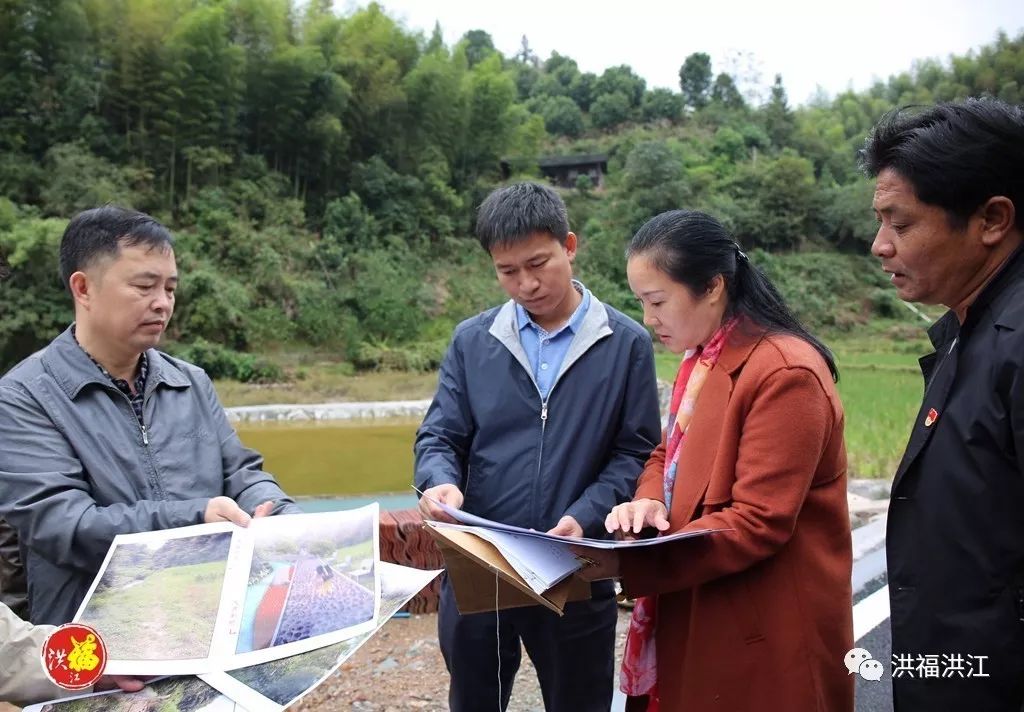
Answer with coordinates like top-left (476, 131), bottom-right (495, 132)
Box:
top-left (578, 210), bottom-right (853, 712)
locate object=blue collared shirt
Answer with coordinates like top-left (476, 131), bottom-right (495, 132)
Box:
top-left (515, 281), bottom-right (591, 399)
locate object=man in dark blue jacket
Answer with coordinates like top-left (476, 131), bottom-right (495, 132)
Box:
top-left (415, 182), bottom-right (661, 711)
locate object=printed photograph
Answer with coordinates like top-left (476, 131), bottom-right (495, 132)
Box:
top-left (228, 640), bottom-right (347, 705)
top-left (77, 532), bottom-right (232, 661)
top-left (235, 509), bottom-right (377, 654)
top-left (221, 563), bottom-right (439, 708)
top-left (29, 676), bottom-right (237, 712)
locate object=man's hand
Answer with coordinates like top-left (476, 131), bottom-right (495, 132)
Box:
top-left (418, 484), bottom-right (464, 523)
top-left (204, 496), bottom-right (254, 527)
top-left (94, 675), bottom-right (147, 692)
top-left (252, 500), bottom-right (274, 518)
top-left (546, 515), bottom-right (583, 538)
top-left (605, 498), bottom-right (670, 539)
top-left (571, 547), bottom-right (620, 582)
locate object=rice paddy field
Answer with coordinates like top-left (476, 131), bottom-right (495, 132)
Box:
top-left (654, 323), bottom-right (932, 479)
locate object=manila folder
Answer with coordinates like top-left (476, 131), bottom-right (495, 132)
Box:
top-left (425, 524), bottom-right (591, 616)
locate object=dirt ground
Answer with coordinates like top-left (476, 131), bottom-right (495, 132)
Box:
top-left (292, 607), bottom-right (632, 712)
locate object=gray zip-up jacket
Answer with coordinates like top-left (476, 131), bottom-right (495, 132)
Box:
top-left (414, 293), bottom-right (661, 538)
top-left (0, 327), bottom-right (299, 625)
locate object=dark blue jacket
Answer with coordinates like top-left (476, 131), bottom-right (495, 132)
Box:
top-left (414, 294), bottom-right (661, 538)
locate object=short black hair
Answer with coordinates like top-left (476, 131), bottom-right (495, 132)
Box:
top-left (59, 206), bottom-right (174, 289)
top-left (860, 98), bottom-right (1024, 229)
top-left (474, 182), bottom-right (570, 252)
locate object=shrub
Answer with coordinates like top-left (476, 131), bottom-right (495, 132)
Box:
top-left (352, 339), bottom-right (447, 372)
top-left (168, 339), bottom-right (283, 383)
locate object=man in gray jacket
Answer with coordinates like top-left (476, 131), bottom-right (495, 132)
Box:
top-left (415, 183), bottom-right (661, 711)
top-left (0, 206), bottom-right (299, 625)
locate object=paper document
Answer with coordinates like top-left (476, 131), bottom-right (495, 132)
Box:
top-left (432, 523), bottom-right (581, 594)
top-left (415, 487), bottom-right (723, 549)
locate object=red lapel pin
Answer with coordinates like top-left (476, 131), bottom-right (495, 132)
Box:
top-left (924, 408), bottom-right (938, 427)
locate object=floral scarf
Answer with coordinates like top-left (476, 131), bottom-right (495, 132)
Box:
top-left (619, 318), bottom-right (737, 708)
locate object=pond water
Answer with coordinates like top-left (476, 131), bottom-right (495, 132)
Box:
top-left (236, 420), bottom-right (421, 510)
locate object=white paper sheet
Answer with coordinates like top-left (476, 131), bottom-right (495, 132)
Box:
top-left (415, 487), bottom-right (723, 549)
top-left (429, 522), bottom-right (581, 594)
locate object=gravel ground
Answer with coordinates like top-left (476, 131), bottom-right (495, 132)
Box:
top-left (292, 607), bottom-right (632, 712)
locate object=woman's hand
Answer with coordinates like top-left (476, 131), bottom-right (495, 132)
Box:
top-left (605, 499), bottom-right (670, 538)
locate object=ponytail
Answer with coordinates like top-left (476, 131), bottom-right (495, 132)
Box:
top-left (731, 249), bottom-right (839, 381)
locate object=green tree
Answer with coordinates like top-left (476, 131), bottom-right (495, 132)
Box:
top-left (679, 52), bottom-right (712, 110)
top-left (40, 142), bottom-right (155, 216)
top-left (568, 71), bottom-right (597, 111)
top-left (641, 88), bottom-right (684, 122)
top-left (533, 96), bottom-right (584, 137)
top-left (0, 215), bottom-right (71, 370)
top-left (763, 74), bottom-right (796, 148)
top-left (328, 4), bottom-right (418, 163)
top-left (457, 53), bottom-right (519, 187)
top-left (621, 141), bottom-right (689, 214)
top-left (710, 73), bottom-right (745, 109)
top-left (725, 151), bottom-right (818, 250)
top-left (459, 29), bottom-right (495, 68)
top-left (0, 0), bottom-right (99, 159)
top-left (819, 178), bottom-right (879, 251)
top-left (402, 47), bottom-right (467, 172)
top-left (163, 5), bottom-right (246, 207)
top-left (591, 91), bottom-right (632, 129)
top-left (595, 65), bottom-right (645, 107)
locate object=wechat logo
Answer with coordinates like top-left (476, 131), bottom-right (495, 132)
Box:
top-left (845, 647), bottom-right (884, 681)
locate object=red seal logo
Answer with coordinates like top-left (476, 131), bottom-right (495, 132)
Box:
top-left (40, 623), bottom-right (107, 690)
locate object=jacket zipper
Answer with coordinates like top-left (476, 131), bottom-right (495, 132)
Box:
top-left (530, 393), bottom-right (549, 525)
top-left (113, 386), bottom-right (161, 496)
top-left (116, 390), bottom-right (149, 448)
top-left (526, 338), bottom-right (607, 522)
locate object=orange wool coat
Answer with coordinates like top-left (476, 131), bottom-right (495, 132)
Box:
top-left (620, 326), bottom-right (854, 712)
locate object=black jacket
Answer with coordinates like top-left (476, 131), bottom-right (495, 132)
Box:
top-left (887, 245), bottom-right (1024, 711)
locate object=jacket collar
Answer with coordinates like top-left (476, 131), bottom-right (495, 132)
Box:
top-left (41, 325), bottom-right (191, 401)
top-left (715, 318), bottom-right (768, 376)
top-left (515, 279), bottom-right (591, 336)
top-left (928, 242), bottom-right (1024, 347)
top-left (973, 242), bottom-right (1024, 332)
top-left (488, 289), bottom-right (613, 389)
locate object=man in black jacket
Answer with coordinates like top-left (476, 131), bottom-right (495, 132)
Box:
top-left (862, 98), bottom-right (1024, 711)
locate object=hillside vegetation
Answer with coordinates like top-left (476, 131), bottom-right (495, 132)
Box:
top-left (1, 1), bottom-right (1021, 379)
